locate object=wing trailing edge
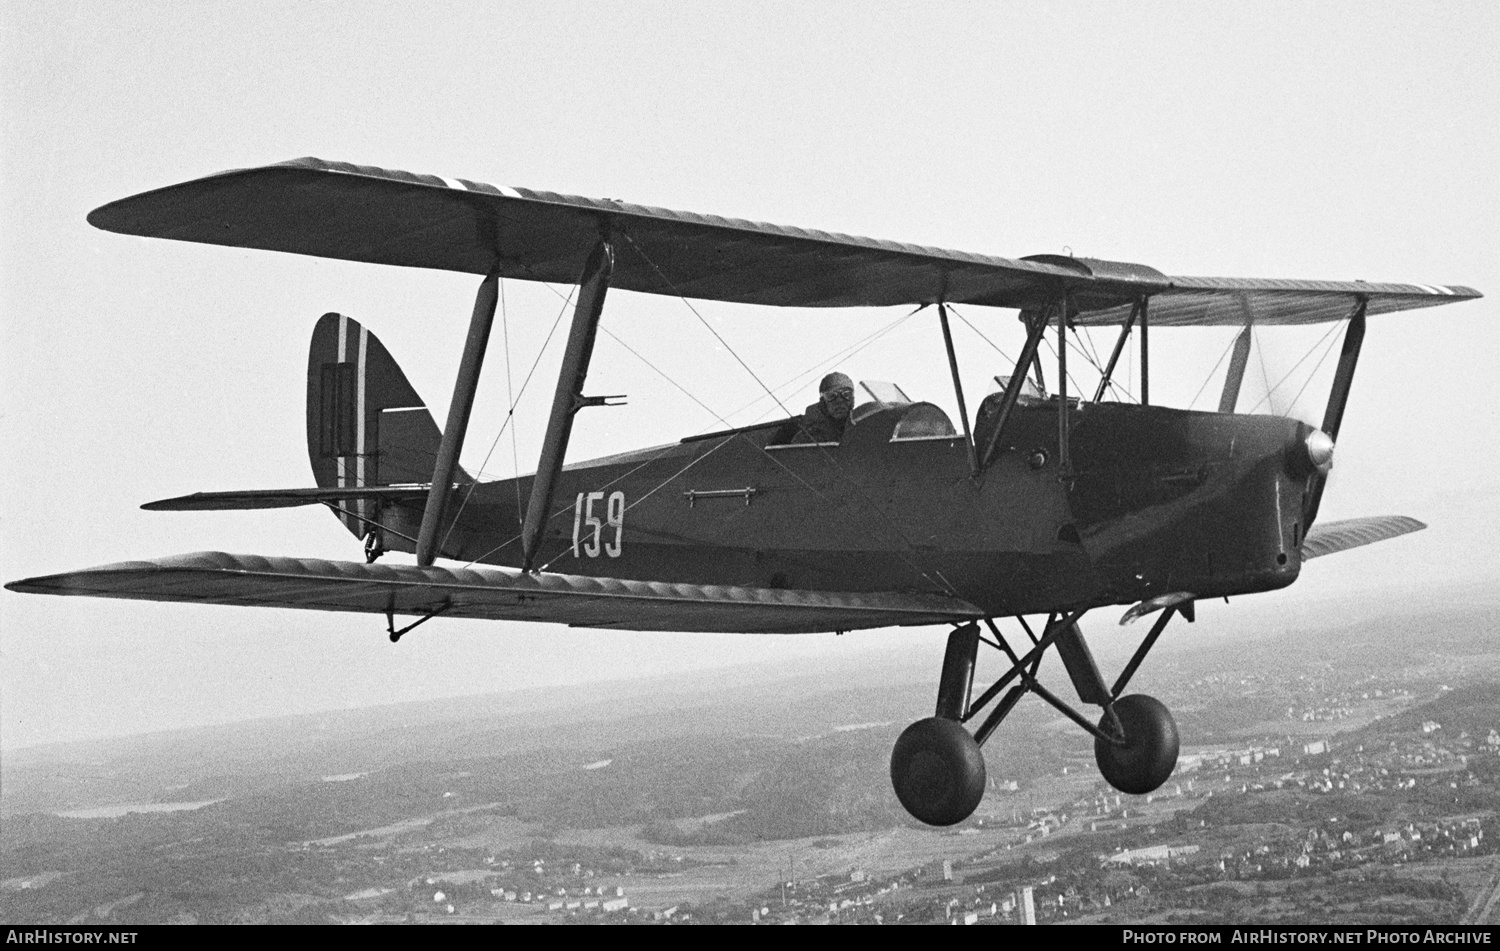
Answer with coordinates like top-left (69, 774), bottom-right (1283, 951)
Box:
top-left (4, 551), bottom-right (982, 635)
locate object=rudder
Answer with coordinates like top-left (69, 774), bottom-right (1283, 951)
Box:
top-left (306, 313), bottom-right (463, 541)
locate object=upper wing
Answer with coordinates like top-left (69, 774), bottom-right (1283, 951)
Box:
top-left (88, 158), bottom-right (1077, 310)
top-left (89, 158), bottom-right (1480, 320)
top-left (1072, 278), bottom-right (1476, 328)
top-left (1300, 515), bottom-right (1427, 560)
top-left (3, 551), bottom-right (981, 635)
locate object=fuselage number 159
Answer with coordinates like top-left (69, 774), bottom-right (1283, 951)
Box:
top-left (572, 491), bottom-right (625, 558)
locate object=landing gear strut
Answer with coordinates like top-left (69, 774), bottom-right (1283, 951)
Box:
top-left (890, 623), bottom-right (986, 825)
top-left (890, 606), bottom-right (1188, 826)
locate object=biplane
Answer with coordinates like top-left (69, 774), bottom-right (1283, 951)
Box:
top-left (7, 158), bottom-right (1481, 826)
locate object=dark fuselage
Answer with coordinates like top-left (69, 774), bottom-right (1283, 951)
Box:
top-left (386, 401), bottom-right (1308, 616)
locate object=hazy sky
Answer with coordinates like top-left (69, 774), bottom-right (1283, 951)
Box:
top-left (3, 1), bottom-right (1496, 750)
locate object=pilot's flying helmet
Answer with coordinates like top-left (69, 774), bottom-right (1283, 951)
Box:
top-left (819, 371), bottom-right (854, 394)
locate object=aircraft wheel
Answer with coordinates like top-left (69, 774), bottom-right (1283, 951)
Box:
top-left (889, 717), bottom-right (986, 826)
top-left (1095, 694), bottom-right (1179, 795)
top-left (363, 530), bottom-right (385, 564)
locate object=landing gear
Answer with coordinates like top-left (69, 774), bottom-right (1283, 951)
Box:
top-left (890, 605), bottom-right (1190, 825)
top-left (890, 717), bottom-right (987, 827)
top-left (1095, 694), bottom-right (1179, 795)
top-left (889, 624), bottom-right (987, 826)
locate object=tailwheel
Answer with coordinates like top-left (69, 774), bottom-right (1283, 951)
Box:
top-left (363, 529), bottom-right (385, 564)
top-left (890, 717), bottom-right (986, 827)
top-left (1094, 694), bottom-right (1179, 795)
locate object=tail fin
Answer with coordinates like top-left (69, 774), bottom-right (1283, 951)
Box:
top-left (306, 313), bottom-right (468, 540)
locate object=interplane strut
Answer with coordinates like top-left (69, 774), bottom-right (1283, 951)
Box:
top-left (1305, 297), bottom-right (1368, 527)
top-left (416, 271), bottom-right (500, 566)
top-left (521, 239), bottom-right (616, 572)
top-left (1218, 296), bottom-right (1255, 414)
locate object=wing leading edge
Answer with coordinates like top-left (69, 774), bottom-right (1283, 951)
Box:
top-left (88, 158), bottom-right (1480, 321)
top-left (3, 551), bottom-right (982, 635)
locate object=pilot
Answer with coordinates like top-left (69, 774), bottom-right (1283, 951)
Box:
top-left (798, 371), bottom-right (855, 443)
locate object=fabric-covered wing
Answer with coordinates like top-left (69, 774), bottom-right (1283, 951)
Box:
top-left (1300, 515), bottom-right (1426, 560)
top-left (4, 551), bottom-right (982, 635)
top-left (1072, 277), bottom-right (1478, 328)
top-left (88, 158), bottom-right (1082, 310)
top-left (88, 158), bottom-right (1479, 320)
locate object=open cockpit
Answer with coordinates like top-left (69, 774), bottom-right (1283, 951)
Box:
top-left (763, 379), bottom-right (959, 448)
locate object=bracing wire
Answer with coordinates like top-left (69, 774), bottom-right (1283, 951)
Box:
top-left (1186, 330), bottom-right (1243, 411)
top-left (503, 279), bottom-right (525, 529)
top-left (453, 282), bottom-right (921, 572)
top-left (439, 282), bottom-right (575, 551)
top-left (618, 232), bottom-right (801, 422)
top-left (494, 254), bottom-right (914, 428)
top-left (719, 306), bottom-right (922, 425)
top-left (1271, 322), bottom-right (1348, 419)
top-left (946, 305), bottom-right (1015, 367)
top-left (1039, 336), bottom-right (1092, 402)
top-left (1244, 320), bottom-right (1345, 416)
top-left (948, 304), bottom-right (1129, 403)
top-left (615, 231), bottom-right (964, 597)
top-left (1255, 325), bottom-right (1273, 414)
top-left (446, 235), bottom-right (963, 597)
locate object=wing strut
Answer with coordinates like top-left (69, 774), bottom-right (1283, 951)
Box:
top-left (520, 239), bottom-right (616, 572)
top-left (937, 303), bottom-right (979, 477)
top-left (979, 311), bottom-right (1049, 468)
top-left (1057, 294), bottom-right (1073, 474)
top-left (1139, 295), bottom-right (1151, 405)
top-left (1305, 297), bottom-right (1367, 527)
top-left (1092, 297), bottom-right (1139, 403)
top-left (1217, 297), bottom-right (1255, 413)
top-left (416, 270), bottom-right (499, 566)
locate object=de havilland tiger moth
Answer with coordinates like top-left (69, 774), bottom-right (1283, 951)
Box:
top-left (6, 158), bottom-right (1482, 826)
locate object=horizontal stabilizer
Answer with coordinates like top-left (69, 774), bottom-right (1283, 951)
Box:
top-left (4, 552), bottom-right (983, 635)
top-left (1300, 515), bottom-right (1426, 560)
top-left (143, 486), bottom-right (433, 511)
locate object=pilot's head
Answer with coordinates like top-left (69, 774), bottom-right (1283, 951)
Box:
top-left (819, 371), bottom-right (855, 421)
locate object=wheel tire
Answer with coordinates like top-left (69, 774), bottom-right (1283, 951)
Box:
top-left (1095, 694), bottom-right (1179, 795)
top-left (890, 717), bottom-right (987, 826)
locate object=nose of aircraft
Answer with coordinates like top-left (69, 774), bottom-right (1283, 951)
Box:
top-left (1287, 428), bottom-right (1335, 478)
top-left (1304, 429), bottom-right (1335, 474)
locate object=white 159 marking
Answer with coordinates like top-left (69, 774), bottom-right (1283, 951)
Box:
top-left (573, 490), bottom-right (625, 558)
top-left (605, 491), bottom-right (624, 558)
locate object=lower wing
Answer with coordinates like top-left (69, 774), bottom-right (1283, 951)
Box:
top-left (1300, 515), bottom-right (1426, 560)
top-left (4, 552), bottom-right (981, 635)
